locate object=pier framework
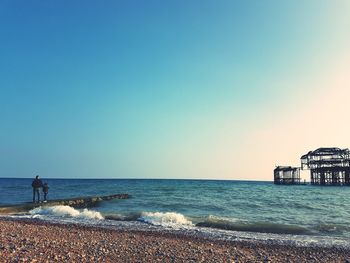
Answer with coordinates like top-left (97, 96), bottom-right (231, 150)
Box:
top-left (274, 166), bottom-right (300, 185)
top-left (301, 147), bottom-right (350, 186)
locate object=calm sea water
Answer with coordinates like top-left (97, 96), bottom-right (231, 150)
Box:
top-left (1, 178), bottom-right (350, 246)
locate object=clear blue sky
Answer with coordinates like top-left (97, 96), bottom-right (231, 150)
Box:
top-left (1, 1), bottom-right (350, 179)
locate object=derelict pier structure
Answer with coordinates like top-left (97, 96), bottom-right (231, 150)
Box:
top-left (274, 166), bottom-right (300, 185)
top-left (301, 148), bottom-right (350, 186)
top-left (274, 147), bottom-right (350, 186)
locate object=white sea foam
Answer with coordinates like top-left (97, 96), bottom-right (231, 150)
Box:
top-left (29, 205), bottom-right (104, 220)
top-left (138, 212), bottom-right (193, 228)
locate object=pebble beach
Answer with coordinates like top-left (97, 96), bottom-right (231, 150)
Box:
top-left (0, 219), bottom-right (349, 262)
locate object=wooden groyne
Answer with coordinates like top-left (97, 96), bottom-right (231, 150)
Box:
top-left (0, 193), bottom-right (129, 214)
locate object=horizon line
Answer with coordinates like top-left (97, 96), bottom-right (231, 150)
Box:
top-left (0, 177), bottom-right (273, 182)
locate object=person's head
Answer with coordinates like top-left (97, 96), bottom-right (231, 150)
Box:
top-left (35, 175), bottom-right (39, 179)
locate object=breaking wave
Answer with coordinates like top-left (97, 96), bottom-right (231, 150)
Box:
top-left (29, 205), bottom-right (104, 220)
top-left (138, 212), bottom-right (193, 228)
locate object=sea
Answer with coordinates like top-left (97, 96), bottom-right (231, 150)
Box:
top-left (1, 178), bottom-right (350, 247)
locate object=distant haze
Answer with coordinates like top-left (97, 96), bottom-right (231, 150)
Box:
top-left (1, 1), bottom-right (350, 180)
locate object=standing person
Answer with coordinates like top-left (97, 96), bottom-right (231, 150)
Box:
top-left (42, 183), bottom-right (49, 202)
top-left (31, 175), bottom-right (43, 203)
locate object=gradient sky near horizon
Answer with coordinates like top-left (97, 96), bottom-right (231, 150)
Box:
top-left (1, 1), bottom-right (350, 180)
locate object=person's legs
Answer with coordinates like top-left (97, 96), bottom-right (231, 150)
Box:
top-left (36, 189), bottom-right (40, 202)
top-left (32, 188), bottom-right (36, 202)
top-left (44, 192), bottom-right (47, 201)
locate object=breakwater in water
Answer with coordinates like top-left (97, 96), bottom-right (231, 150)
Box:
top-left (0, 193), bottom-right (129, 214)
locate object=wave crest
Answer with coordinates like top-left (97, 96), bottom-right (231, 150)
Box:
top-left (196, 215), bottom-right (309, 235)
top-left (138, 212), bottom-right (193, 228)
top-left (29, 205), bottom-right (104, 220)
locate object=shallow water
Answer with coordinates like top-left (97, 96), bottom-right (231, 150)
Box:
top-left (1, 178), bottom-right (350, 246)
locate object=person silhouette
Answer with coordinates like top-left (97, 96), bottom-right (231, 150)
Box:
top-left (31, 175), bottom-right (43, 203)
top-left (42, 182), bottom-right (49, 202)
